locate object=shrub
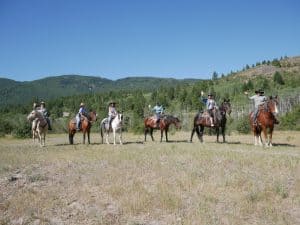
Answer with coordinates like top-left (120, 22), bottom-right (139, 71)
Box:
top-left (273, 72), bottom-right (285, 85)
top-left (236, 115), bottom-right (250, 134)
top-left (279, 105), bottom-right (300, 130)
top-left (12, 117), bottom-right (31, 138)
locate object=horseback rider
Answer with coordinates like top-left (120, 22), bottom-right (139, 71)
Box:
top-left (201, 91), bottom-right (217, 126)
top-left (245, 89), bottom-right (267, 125)
top-left (108, 101), bottom-right (118, 129)
top-left (152, 102), bottom-right (164, 127)
top-left (38, 101), bottom-right (52, 130)
top-left (76, 102), bottom-right (88, 131)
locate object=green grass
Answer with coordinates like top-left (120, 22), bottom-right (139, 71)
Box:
top-left (0, 132), bottom-right (300, 225)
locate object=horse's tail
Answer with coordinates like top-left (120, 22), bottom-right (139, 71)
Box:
top-left (68, 121), bottom-right (75, 144)
top-left (69, 131), bottom-right (74, 144)
top-left (100, 118), bottom-right (107, 144)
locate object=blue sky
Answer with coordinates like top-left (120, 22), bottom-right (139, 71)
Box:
top-left (0, 0), bottom-right (299, 81)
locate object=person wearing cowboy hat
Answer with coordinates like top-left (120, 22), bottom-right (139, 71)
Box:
top-left (76, 102), bottom-right (88, 130)
top-left (38, 101), bottom-right (52, 130)
top-left (206, 93), bottom-right (217, 126)
top-left (108, 101), bottom-right (118, 129)
top-left (152, 102), bottom-right (164, 127)
top-left (245, 89), bottom-right (266, 125)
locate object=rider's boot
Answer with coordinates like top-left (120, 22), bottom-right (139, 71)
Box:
top-left (210, 117), bottom-right (214, 127)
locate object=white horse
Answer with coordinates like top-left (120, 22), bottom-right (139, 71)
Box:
top-left (27, 110), bottom-right (48, 147)
top-left (100, 113), bottom-right (123, 145)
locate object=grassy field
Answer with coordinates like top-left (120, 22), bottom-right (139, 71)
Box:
top-left (0, 131), bottom-right (299, 225)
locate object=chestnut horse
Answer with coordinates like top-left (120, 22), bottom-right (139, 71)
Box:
top-left (68, 111), bottom-right (97, 144)
top-left (190, 99), bottom-right (231, 143)
top-left (144, 115), bottom-right (181, 142)
top-left (249, 96), bottom-right (279, 147)
top-left (27, 110), bottom-right (48, 147)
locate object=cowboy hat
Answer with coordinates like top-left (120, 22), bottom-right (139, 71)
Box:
top-left (80, 102), bottom-right (85, 106)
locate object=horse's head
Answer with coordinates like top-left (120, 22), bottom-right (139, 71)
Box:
top-left (27, 110), bottom-right (37, 121)
top-left (89, 111), bottom-right (97, 122)
top-left (221, 99), bottom-right (232, 115)
top-left (172, 116), bottom-right (181, 129)
top-left (267, 96), bottom-right (279, 115)
top-left (117, 113), bottom-right (123, 122)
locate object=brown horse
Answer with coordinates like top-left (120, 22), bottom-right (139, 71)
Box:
top-left (68, 111), bottom-right (97, 144)
top-left (144, 115), bottom-right (181, 142)
top-left (249, 96), bottom-right (279, 147)
top-left (190, 99), bottom-right (231, 143)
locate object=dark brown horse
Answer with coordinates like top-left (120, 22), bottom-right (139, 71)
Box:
top-left (249, 96), bottom-right (279, 147)
top-left (190, 99), bottom-right (231, 143)
top-left (68, 111), bottom-right (97, 144)
top-left (144, 115), bottom-right (181, 142)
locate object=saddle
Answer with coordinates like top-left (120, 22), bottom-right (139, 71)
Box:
top-left (197, 110), bottom-right (216, 126)
top-left (198, 110), bottom-right (210, 119)
top-left (148, 116), bottom-right (160, 128)
top-left (71, 115), bottom-right (88, 125)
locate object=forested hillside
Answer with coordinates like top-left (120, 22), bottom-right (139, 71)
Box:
top-left (1, 56), bottom-right (300, 137)
top-left (0, 75), bottom-right (199, 106)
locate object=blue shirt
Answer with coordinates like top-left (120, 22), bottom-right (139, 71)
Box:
top-left (78, 106), bottom-right (87, 115)
top-left (152, 105), bottom-right (163, 114)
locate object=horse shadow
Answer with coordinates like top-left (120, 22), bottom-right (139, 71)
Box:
top-left (272, 143), bottom-right (296, 147)
top-left (123, 141), bottom-right (144, 145)
top-left (165, 140), bottom-right (189, 143)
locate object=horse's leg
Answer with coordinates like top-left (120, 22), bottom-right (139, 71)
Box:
top-left (216, 126), bottom-right (220, 143)
top-left (253, 130), bottom-right (257, 146)
top-left (268, 126), bottom-right (274, 147)
top-left (42, 131), bottom-right (46, 147)
top-left (221, 124), bottom-right (226, 143)
top-left (199, 126), bottom-right (204, 143)
top-left (100, 126), bottom-right (104, 144)
top-left (144, 127), bottom-right (148, 142)
top-left (106, 131), bottom-right (110, 144)
top-left (160, 129), bottom-right (163, 142)
top-left (87, 130), bottom-right (90, 144)
top-left (150, 128), bottom-right (154, 141)
top-left (69, 130), bottom-right (75, 145)
top-left (32, 129), bottom-right (35, 142)
top-left (37, 130), bottom-right (43, 147)
top-left (113, 129), bottom-right (116, 145)
top-left (190, 126), bottom-right (196, 142)
top-left (119, 130), bottom-right (123, 145)
top-left (165, 128), bottom-right (169, 142)
top-left (83, 131), bottom-right (86, 144)
top-left (261, 127), bottom-right (268, 147)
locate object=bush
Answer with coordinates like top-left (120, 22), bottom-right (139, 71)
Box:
top-left (236, 115), bottom-right (251, 134)
top-left (273, 72), bottom-right (285, 85)
top-left (0, 117), bottom-right (13, 134)
top-left (279, 105), bottom-right (300, 130)
top-left (12, 117), bottom-right (31, 138)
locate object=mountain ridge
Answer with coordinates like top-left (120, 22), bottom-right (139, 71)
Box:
top-left (0, 75), bottom-right (200, 106)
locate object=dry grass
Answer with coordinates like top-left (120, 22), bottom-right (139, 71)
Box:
top-left (0, 131), bottom-right (300, 225)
